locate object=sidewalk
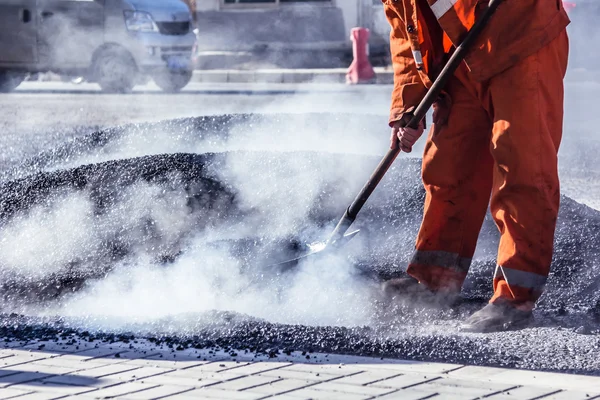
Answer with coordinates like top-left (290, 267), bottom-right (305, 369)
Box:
top-left (191, 68), bottom-right (394, 85)
top-left (0, 338), bottom-right (599, 399)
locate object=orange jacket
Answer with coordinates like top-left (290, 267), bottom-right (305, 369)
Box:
top-left (383, 0), bottom-right (570, 125)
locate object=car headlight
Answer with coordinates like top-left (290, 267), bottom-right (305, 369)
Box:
top-left (123, 11), bottom-right (158, 32)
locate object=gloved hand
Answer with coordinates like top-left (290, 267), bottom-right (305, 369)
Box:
top-left (390, 114), bottom-right (425, 153)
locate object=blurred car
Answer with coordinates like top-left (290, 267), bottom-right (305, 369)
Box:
top-left (0, 0), bottom-right (197, 93)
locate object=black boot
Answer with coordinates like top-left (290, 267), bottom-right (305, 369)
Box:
top-left (381, 276), bottom-right (460, 309)
top-left (461, 301), bottom-right (533, 333)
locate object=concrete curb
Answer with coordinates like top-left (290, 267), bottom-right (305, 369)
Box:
top-left (192, 68), bottom-right (394, 85)
top-left (27, 68), bottom-right (395, 85)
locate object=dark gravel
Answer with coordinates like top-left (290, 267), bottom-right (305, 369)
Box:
top-left (0, 114), bottom-right (599, 376)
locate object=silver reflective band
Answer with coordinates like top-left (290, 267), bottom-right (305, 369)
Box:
top-left (410, 250), bottom-right (471, 272)
top-left (494, 265), bottom-right (548, 290)
top-left (430, 0), bottom-right (459, 19)
top-left (412, 49), bottom-right (423, 65)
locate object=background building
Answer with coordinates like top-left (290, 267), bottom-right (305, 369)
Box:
top-left (190, 0), bottom-right (391, 69)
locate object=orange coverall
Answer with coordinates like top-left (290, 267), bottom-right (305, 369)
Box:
top-left (383, 0), bottom-right (570, 310)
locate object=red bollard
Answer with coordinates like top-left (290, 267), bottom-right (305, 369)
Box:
top-left (346, 27), bottom-right (375, 85)
top-left (563, 1), bottom-right (575, 12)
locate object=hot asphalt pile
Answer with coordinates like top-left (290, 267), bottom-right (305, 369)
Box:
top-left (0, 114), bottom-right (598, 375)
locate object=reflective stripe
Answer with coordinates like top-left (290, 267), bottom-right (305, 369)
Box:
top-left (494, 265), bottom-right (547, 290)
top-left (412, 49), bottom-right (423, 66)
top-left (429, 0), bottom-right (459, 19)
top-left (410, 250), bottom-right (471, 272)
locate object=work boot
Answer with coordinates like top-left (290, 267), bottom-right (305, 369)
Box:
top-left (381, 276), bottom-right (460, 309)
top-left (461, 301), bottom-right (533, 333)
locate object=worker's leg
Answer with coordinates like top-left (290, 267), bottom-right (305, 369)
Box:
top-left (486, 30), bottom-right (569, 310)
top-left (406, 69), bottom-right (493, 294)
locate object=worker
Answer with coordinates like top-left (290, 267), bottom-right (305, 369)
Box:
top-left (180, 0), bottom-right (197, 25)
top-left (380, 0), bottom-right (570, 332)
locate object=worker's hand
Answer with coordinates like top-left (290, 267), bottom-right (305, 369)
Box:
top-left (390, 116), bottom-right (425, 153)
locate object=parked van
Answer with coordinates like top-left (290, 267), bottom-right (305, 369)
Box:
top-left (0, 0), bottom-right (196, 93)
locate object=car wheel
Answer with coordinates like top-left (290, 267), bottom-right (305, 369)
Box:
top-left (94, 48), bottom-right (137, 94)
top-left (153, 70), bottom-right (193, 93)
top-left (0, 71), bottom-right (26, 93)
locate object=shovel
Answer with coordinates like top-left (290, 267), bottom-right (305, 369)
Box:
top-left (269, 0), bottom-right (505, 269)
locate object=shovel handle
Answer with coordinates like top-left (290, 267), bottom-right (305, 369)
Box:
top-left (335, 0), bottom-right (504, 238)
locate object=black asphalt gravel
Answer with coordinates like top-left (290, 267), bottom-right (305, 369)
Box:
top-left (0, 114), bottom-right (599, 377)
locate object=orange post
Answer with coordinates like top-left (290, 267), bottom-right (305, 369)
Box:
top-left (346, 27), bottom-right (375, 85)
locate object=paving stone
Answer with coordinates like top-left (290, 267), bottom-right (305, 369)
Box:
top-left (120, 357), bottom-right (201, 369)
top-left (242, 378), bottom-right (314, 396)
top-left (9, 381), bottom-right (97, 395)
top-left (68, 363), bottom-right (142, 379)
top-left (99, 366), bottom-right (174, 382)
top-left (138, 373), bottom-right (220, 388)
top-left (14, 363), bottom-right (77, 375)
top-left (367, 373), bottom-right (441, 389)
top-left (259, 369), bottom-right (343, 382)
top-left (486, 386), bottom-right (563, 399)
top-left (413, 378), bottom-right (517, 398)
top-left (0, 355), bottom-right (52, 368)
top-left (284, 363), bottom-right (364, 377)
top-left (279, 387), bottom-right (368, 400)
top-left (217, 362), bottom-right (292, 376)
top-left (76, 382), bottom-right (161, 398)
top-left (41, 375), bottom-right (117, 388)
top-left (309, 381), bottom-right (392, 396)
top-left (207, 375), bottom-right (283, 391)
top-left (112, 384), bottom-right (194, 399)
top-left (4, 393), bottom-right (70, 400)
top-left (353, 388), bottom-right (437, 400)
top-left (172, 387), bottom-right (266, 399)
top-left (0, 371), bottom-right (53, 387)
top-left (539, 391), bottom-right (600, 400)
top-left (0, 387), bottom-right (35, 399)
top-left (347, 361), bottom-right (462, 374)
top-left (184, 361), bottom-right (250, 373)
top-left (333, 370), bottom-right (405, 386)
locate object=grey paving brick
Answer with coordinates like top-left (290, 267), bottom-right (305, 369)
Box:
top-left (0, 355), bottom-right (52, 368)
top-left (68, 363), bottom-right (141, 379)
top-left (349, 361), bottom-right (462, 375)
top-left (42, 374), bottom-right (119, 388)
top-left (170, 387), bottom-right (266, 399)
top-left (0, 371), bottom-right (52, 387)
top-left (207, 375), bottom-right (283, 391)
top-left (413, 378), bottom-right (517, 398)
top-left (8, 381), bottom-right (97, 395)
top-left (310, 381), bottom-right (392, 396)
top-left (259, 369), bottom-right (342, 382)
top-left (0, 387), bottom-right (35, 399)
top-left (119, 358), bottom-right (201, 369)
top-left (163, 368), bottom-right (242, 382)
top-left (242, 378), bottom-right (313, 396)
top-left (100, 366), bottom-right (174, 382)
top-left (3, 393), bottom-right (67, 400)
top-left (139, 374), bottom-right (219, 388)
top-left (218, 362), bottom-right (292, 376)
top-left (367, 373), bottom-right (441, 389)
top-left (284, 363), bottom-right (364, 377)
top-left (77, 382), bottom-right (161, 398)
top-left (112, 384), bottom-right (194, 399)
top-left (184, 361), bottom-right (249, 373)
top-left (13, 363), bottom-right (77, 375)
top-left (486, 386), bottom-right (563, 399)
top-left (327, 370), bottom-right (404, 386)
top-left (539, 390), bottom-right (600, 400)
top-left (280, 387), bottom-right (368, 400)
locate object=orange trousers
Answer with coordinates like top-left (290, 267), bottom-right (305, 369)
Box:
top-left (407, 30), bottom-right (569, 311)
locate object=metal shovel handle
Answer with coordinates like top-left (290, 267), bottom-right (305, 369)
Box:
top-left (329, 0), bottom-right (504, 243)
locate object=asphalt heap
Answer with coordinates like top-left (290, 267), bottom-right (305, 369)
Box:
top-left (0, 113), bottom-right (599, 375)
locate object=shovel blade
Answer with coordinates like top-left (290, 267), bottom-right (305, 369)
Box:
top-left (268, 229), bottom-right (360, 270)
